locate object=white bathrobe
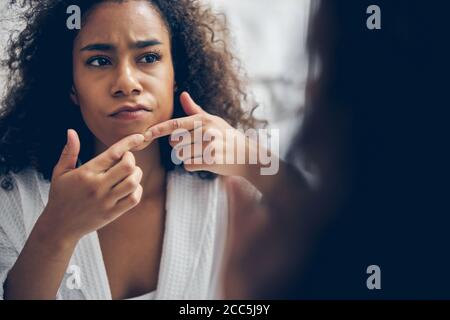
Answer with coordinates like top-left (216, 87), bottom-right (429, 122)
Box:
top-left (0, 166), bottom-right (229, 299)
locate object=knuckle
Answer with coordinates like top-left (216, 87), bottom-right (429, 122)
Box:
top-left (78, 170), bottom-right (93, 184)
top-left (129, 186), bottom-right (142, 205)
top-left (152, 126), bottom-right (161, 136)
top-left (87, 182), bottom-right (101, 199)
top-left (132, 176), bottom-right (140, 189)
top-left (110, 149), bottom-right (122, 162)
top-left (126, 151), bottom-right (136, 162)
top-left (172, 119), bottom-right (180, 130)
top-left (121, 159), bottom-right (135, 174)
top-left (201, 114), bottom-right (211, 124)
top-left (84, 176), bottom-right (103, 197)
top-left (130, 194), bottom-right (139, 205)
top-left (135, 167), bottom-right (143, 181)
top-left (125, 177), bottom-right (139, 190)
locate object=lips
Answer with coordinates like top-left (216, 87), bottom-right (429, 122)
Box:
top-left (110, 104), bottom-right (151, 116)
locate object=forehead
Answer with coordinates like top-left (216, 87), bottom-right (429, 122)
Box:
top-left (74, 1), bottom-right (170, 49)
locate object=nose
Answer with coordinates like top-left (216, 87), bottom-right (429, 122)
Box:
top-left (110, 61), bottom-right (143, 97)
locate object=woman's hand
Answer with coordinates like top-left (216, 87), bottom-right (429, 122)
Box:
top-left (144, 92), bottom-right (261, 177)
top-left (41, 129), bottom-right (146, 244)
top-left (5, 130), bottom-right (147, 300)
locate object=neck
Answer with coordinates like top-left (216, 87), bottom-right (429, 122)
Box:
top-left (94, 139), bottom-right (166, 199)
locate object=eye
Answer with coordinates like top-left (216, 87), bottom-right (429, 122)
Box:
top-left (138, 53), bottom-right (161, 64)
top-left (86, 56), bottom-right (112, 67)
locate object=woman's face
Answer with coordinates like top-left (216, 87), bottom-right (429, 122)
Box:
top-left (71, 0), bottom-right (174, 150)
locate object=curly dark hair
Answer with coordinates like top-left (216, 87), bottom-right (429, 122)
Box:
top-left (0, 0), bottom-right (264, 191)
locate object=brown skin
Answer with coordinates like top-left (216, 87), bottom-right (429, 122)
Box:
top-left (71, 1), bottom-right (173, 299)
top-left (4, 0), bottom-right (286, 300)
top-left (4, 131), bottom-right (149, 299)
top-left (5, 1), bottom-right (173, 300)
top-left (71, 0), bottom-right (174, 196)
top-left (0, 0), bottom-right (266, 186)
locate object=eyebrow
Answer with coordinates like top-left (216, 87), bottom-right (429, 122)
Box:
top-left (80, 40), bottom-right (163, 52)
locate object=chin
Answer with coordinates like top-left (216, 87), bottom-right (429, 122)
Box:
top-left (112, 126), bottom-right (146, 137)
top-left (131, 140), bottom-right (153, 152)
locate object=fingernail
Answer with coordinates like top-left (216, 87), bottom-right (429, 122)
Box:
top-left (137, 134), bottom-right (145, 143)
top-left (144, 129), bottom-right (152, 141)
top-left (66, 129), bottom-right (71, 147)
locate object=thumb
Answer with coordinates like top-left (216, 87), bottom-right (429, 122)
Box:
top-left (180, 91), bottom-right (205, 115)
top-left (53, 129), bottom-right (81, 177)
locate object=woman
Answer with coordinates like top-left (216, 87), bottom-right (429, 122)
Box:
top-left (0, 0), bottom-right (271, 300)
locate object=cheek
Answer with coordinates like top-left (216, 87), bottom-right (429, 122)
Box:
top-left (75, 86), bottom-right (109, 141)
top-left (152, 73), bottom-right (175, 123)
top-left (159, 93), bottom-right (174, 122)
top-left (73, 66), bottom-right (103, 117)
top-left (73, 58), bottom-right (104, 107)
top-left (78, 103), bottom-right (105, 141)
top-left (77, 88), bottom-right (103, 124)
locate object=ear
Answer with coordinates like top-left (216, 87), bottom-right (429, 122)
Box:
top-left (70, 85), bottom-right (79, 106)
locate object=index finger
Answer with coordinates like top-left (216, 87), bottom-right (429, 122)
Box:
top-left (144, 114), bottom-right (203, 141)
top-left (84, 133), bottom-right (145, 172)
